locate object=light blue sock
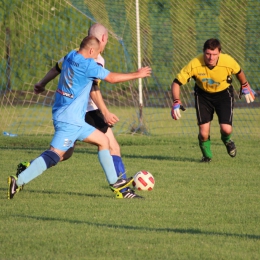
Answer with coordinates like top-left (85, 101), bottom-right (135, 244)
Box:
top-left (98, 150), bottom-right (118, 184)
top-left (17, 157), bottom-right (47, 186)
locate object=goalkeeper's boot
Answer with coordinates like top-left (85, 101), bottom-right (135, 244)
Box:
top-left (225, 140), bottom-right (236, 157)
top-left (7, 175), bottom-right (22, 199)
top-left (16, 161), bottom-right (30, 190)
top-left (110, 177), bottom-right (134, 193)
top-left (200, 157), bottom-right (212, 163)
top-left (116, 187), bottom-right (144, 199)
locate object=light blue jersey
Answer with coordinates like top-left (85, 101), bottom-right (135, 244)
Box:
top-left (52, 50), bottom-right (110, 126)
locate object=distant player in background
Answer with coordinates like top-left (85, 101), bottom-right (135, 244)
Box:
top-left (16, 24), bottom-right (142, 199)
top-left (171, 38), bottom-right (256, 162)
top-left (7, 35), bottom-right (152, 199)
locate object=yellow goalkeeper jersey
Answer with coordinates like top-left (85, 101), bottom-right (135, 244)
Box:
top-left (176, 53), bottom-right (241, 93)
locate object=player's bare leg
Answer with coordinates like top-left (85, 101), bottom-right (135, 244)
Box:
top-left (83, 129), bottom-right (134, 194)
top-left (105, 127), bottom-right (121, 156)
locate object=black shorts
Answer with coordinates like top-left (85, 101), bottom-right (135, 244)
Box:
top-left (194, 85), bottom-right (234, 126)
top-left (85, 109), bottom-right (110, 133)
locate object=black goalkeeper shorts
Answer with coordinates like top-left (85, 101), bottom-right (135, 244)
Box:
top-left (85, 109), bottom-right (110, 133)
top-left (194, 85), bottom-right (234, 126)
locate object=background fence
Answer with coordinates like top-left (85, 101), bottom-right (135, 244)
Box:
top-left (0, 0), bottom-right (259, 137)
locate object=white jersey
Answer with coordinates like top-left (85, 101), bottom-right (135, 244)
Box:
top-left (87, 54), bottom-right (105, 112)
top-left (57, 52), bottom-right (105, 113)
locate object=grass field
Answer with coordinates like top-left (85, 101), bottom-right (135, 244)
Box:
top-left (1, 106), bottom-right (260, 137)
top-left (0, 134), bottom-right (260, 260)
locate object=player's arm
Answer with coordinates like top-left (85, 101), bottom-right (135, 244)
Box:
top-left (170, 79), bottom-right (186, 120)
top-left (171, 79), bottom-right (181, 101)
top-left (236, 70), bottom-right (247, 84)
top-left (236, 70), bottom-right (256, 103)
top-left (170, 62), bottom-right (194, 120)
top-left (104, 66), bottom-right (151, 83)
top-left (89, 84), bottom-right (119, 126)
top-left (34, 65), bottom-right (61, 94)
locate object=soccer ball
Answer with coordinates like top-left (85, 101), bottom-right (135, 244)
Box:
top-left (133, 170), bottom-right (155, 191)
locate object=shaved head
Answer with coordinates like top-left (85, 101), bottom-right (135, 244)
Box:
top-left (80, 35), bottom-right (100, 50)
top-left (88, 23), bottom-right (108, 41)
top-left (88, 23), bottom-right (108, 52)
top-left (79, 35), bottom-right (101, 59)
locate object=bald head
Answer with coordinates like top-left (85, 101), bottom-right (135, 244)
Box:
top-left (88, 23), bottom-right (108, 52)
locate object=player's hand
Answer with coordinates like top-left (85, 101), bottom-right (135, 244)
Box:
top-left (103, 112), bottom-right (119, 126)
top-left (171, 99), bottom-right (186, 120)
top-left (34, 82), bottom-right (46, 94)
top-left (137, 66), bottom-right (152, 78)
top-left (239, 82), bottom-right (256, 103)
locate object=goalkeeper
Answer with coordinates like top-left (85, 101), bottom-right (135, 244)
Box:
top-left (171, 38), bottom-right (256, 162)
top-left (16, 24), bottom-right (143, 199)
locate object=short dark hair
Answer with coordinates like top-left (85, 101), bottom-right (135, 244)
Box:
top-left (203, 38), bottom-right (221, 52)
top-left (80, 35), bottom-right (100, 49)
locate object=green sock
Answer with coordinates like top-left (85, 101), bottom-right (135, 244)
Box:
top-left (221, 133), bottom-right (231, 144)
top-left (198, 137), bottom-right (212, 159)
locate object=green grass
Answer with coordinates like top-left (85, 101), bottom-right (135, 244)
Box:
top-left (1, 106), bottom-right (260, 137)
top-left (0, 135), bottom-right (260, 260)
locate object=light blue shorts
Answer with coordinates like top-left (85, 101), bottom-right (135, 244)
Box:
top-left (50, 120), bottom-right (96, 151)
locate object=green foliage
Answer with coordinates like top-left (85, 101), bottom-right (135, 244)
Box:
top-left (1, 0), bottom-right (260, 92)
top-left (0, 135), bottom-right (260, 259)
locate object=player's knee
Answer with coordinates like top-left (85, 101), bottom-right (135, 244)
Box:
top-left (110, 141), bottom-right (121, 156)
top-left (198, 133), bottom-right (209, 142)
top-left (220, 126), bottom-right (232, 136)
top-left (104, 135), bottom-right (110, 148)
top-left (97, 134), bottom-right (110, 150)
top-left (62, 147), bottom-right (74, 161)
top-left (41, 150), bottom-right (60, 169)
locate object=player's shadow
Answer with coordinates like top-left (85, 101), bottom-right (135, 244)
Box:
top-left (73, 149), bottom-right (199, 162)
top-left (0, 146), bottom-right (200, 162)
top-left (0, 187), bottom-right (111, 199)
top-left (11, 213), bottom-right (260, 241)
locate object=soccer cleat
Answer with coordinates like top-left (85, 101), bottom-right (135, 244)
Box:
top-left (116, 187), bottom-right (144, 199)
top-left (200, 156), bottom-right (212, 163)
top-left (16, 162), bottom-right (30, 190)
top-left (7, 175), bottom-right (22, 199)
top-left (225, 140), bottom-right (236, 157)
top-left (110, 177), bottom-right (134, 193)
top-left (16, 162), bottom-right (30, 177)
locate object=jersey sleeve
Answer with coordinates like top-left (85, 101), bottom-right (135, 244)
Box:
top-left (86, 60), bottom-right (110, 81)
top-left (93, 54), bottom-right (105, 88)
top-left (56, 48), bottom-right (80, 72)
top-left (224, 54), bottom-right (241, 74)
top-left (176, 60), bottom-right (195, 85)
top-left (95, 54), bottom-right (105, 68)
top-left (56, 57), bottom-right (64, 72)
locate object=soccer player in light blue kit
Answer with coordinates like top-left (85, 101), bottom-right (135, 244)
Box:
top-left (7, 35), bottom-right (152, 199)
top-left (17, 23), bottom-right (143, 198)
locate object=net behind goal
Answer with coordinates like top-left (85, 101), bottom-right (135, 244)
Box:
top-left (0, 0), bottom-right (259, 137)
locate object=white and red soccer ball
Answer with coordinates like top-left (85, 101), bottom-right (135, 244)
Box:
top-left (133, 170), bottom-right (155, 191)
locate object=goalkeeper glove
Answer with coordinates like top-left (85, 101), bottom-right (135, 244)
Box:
top-left (239, 82), bottom-right (256, 103)
top-left (171, 99), bottom-right (186, 120)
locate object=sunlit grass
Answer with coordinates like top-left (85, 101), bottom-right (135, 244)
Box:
top-left (0, 135), bottom-right (260, 259)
